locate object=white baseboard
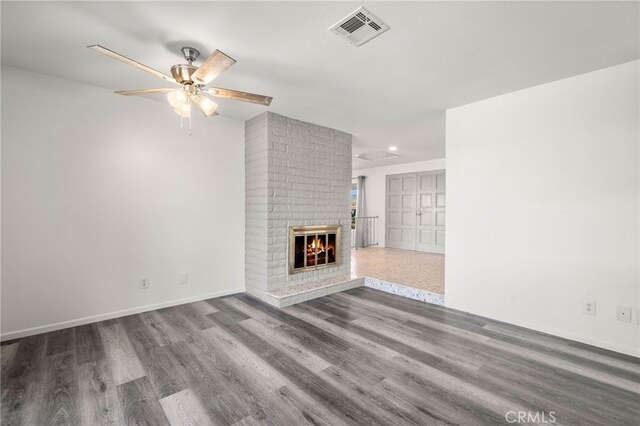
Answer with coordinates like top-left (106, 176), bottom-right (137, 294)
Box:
top-left (0, 287), bottom-right (245, 342)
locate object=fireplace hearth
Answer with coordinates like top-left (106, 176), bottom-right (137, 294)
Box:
top-left (289, 225), bottom-right (341, 274)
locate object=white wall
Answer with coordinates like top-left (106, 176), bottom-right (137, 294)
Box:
top-left (354, 159), bottom-right (445, 247)
top-left (1, 65), bottom-right (246, 339)
top-left (446, 60), bottom-right (639, 356)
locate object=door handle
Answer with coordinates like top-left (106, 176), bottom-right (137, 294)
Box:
top-left (416, 210), bottom-right (422, 216)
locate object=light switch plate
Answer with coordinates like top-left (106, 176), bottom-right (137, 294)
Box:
top-left (616, 306), bottom-right (631, 323)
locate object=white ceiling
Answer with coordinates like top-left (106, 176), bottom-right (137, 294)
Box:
top-left (2, 1), bottom-right (638, 168)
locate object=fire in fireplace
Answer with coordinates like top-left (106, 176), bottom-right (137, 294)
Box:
top-left (289, 225), bottom-right (341, 274)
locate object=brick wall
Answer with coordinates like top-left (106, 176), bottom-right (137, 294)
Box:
top-left (245, 112), bottom-right (352, 300)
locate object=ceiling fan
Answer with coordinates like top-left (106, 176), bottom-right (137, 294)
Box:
top-left (88, 44), bottom-right (272, 122)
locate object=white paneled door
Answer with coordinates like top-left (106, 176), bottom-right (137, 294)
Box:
top-left (385, 173), bottom-right (417, 250)
top-left (386, 170), bottom-right (445, 253)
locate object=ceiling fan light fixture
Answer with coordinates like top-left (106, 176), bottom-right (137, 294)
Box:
top-left (174, 103), bottom-right (191, 118)
top-left (191, 93), bottom-right (218, 117)
top-left (167, 89), bottom-right (189, 108)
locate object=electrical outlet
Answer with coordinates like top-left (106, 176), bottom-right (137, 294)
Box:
top-left (139, 276), bottom-right (150, 290)
top-left (582, 300), bottom-right (596, 316)
top-left (616, 306), bottom-right (631, 323)
top-left (179, 272), bottom-right (188, 286)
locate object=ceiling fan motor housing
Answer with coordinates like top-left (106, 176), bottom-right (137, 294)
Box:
top-left (170, 47), bottom-right (201, 84)
top-left (171, 64), bottom-right (198, 84)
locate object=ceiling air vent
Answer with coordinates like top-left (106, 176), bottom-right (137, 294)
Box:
top-left (329, 7), bottom-right (390, 47)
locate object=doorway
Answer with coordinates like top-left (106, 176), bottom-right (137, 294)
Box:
top-left (385, 170), bottom-right (445, 253)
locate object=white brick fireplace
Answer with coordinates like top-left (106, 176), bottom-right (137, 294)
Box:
top-left (245, 112), bottom-right (356, 306)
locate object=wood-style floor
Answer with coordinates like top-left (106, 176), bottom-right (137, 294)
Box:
top-left (1, 287), bottom-right (639, 425)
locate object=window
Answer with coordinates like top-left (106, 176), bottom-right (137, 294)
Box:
top-left (351, 181), bottom-right (358, 229)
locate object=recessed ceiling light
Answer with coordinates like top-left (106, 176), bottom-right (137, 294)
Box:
top-left (388, 146), bottom-right (398, 151)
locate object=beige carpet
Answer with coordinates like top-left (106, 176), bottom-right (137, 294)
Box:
top-left (351, 247), bottom-right (445, 294)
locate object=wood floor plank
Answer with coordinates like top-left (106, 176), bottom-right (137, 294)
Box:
top-left (5, 334), bottom-right (46, 380)
top-left (283, 300), bottom-right (335, 320)
top-left (99, 324), bottom-right (146, 386)
top-left (75, 323), bottom-right (105, 364)
top-left (203, 325), bottom-right (289, 391)
top-left (240, 318), bottom-right (333, 374)
top-left (117, 376), bottom-right (169, 426)
top-left (206, 297), bottom-right (251, 322)
top-left (273, 385), bottom-right (349, 426)
top-left (190, 300), bottom-right (220, 315)
top-left (139, 311), bottom-right (184, 346)
top-left (77, 358), bottom-right (124, 425)
top-left (159, 388), bottom-right (211, 425)
top-left (2, 288), bottom-right (639, 426)
top-left (223, 297), bottom-right (285, 327)
top-left (231, 415), bottom-right (266, 426)
top-left (118, 313), bottom-right (147, 332)
top-left (306, 298), bottom-right (361, 322)
top-left (172, 302), bottom-right (217, 331)
top-left (167, 339), bottom-right (251, 425)
top-left (0, 342), bottom-right (19, 381)
top-left (126, 328), bottom-right (188, 399)
top-left (1, 335), bottom-right (47, 425)
top-left (156, 306), bottom-right (201, 342)
top-left (35, 352), bottom-right (80, 425)
top-left (46, 328), bottom-right (76, 357)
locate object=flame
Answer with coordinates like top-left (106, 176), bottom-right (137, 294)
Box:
top-left (307, 237), bottom-right (326, 256)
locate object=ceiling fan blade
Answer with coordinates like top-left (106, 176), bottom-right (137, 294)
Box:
top-left (115, 88), bottom-right (175, 96)
top-left (207, 87), bottom-right (273, 106)
top-left (190, 93), bottom-right (219, 117)
top-left (191, 50), bottom-right (236, 85)
top-left (88, 45), bottom-right (178, 85)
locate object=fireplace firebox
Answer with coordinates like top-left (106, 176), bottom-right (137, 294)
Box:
top-left (289, 225), bottom-right (341, 274)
